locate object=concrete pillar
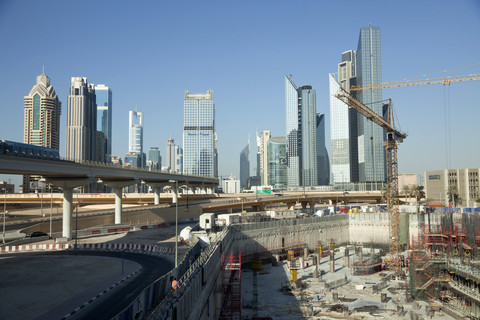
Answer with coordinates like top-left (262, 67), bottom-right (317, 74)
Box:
top-left (330, 251), bottom-right (335, 273)
top-left (301, 202), bottom-right (308, 209)
top-left (304, 247), bottom-right (309, 258)
top-left (287, 202), bottom-right (296, 210)
top-left (114, 188), bottom-right (122, 224)
top-left (345, 247), bottom-right (350, 267)
top-left (63, 188), bottom-right (73, 239)
top-left (153, 187), bottom-right (160, 205)
top-left (309, 201), bottom-right (316, 209)
top-left (172, 189), bottom-right (178, 204)
top-left (228, 208), bottom-right (233, 213)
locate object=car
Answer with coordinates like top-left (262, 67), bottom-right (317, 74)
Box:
top-left (275, 193), bottom-right (283, 197)
top-left (25, 231), bottom-right (48, 238)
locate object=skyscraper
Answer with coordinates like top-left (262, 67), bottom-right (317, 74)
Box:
top-left (147, 147), bottom-right (161, 170)
top-left (285, 75), bottom-right (318, 187)
top-left (356, 25), bottom-right (385, 185)
top-left (24, 70), bottom-right (61, 150)
top-left (23, 70), bottom-right (61, 192)
top-left (239, 143), bottom-right (250, 189)
top-left (166, 138), bottom-right (176, 172)
top-left (95, 84), bottom-right (112, 163)
top-left (66, 77), bottom-right (97, 162)
top-left (175, 145), bottom-right (183, 173)
top-left (128, 109), bottom-right (144, 167)
top-left (267, 136), bottom-right (287, 190)
top-left (183, 90), bottom-right (215, 177)
top-left (258, 130), bottom-right (271, 186)
top-left (316, 114), bottom-right (330, 185)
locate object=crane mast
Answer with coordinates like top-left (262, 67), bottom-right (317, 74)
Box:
top-left (334, 88), bottom-right (406, 275)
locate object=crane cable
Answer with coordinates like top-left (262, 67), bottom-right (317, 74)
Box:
top-left (443, 85), bottom-right (451, 170)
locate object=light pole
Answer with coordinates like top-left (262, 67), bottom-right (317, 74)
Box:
top-left (3, 188), bottom-right (6, 244)
top-left (169, 179), bottom-right (179, 268)
top-left (75, 191), bottom-right (79, 250)
top-left (49, 187), bottom-right (53, 239)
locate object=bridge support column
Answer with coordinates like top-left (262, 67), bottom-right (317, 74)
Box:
top-left (287, 202), bottom-right (296, 210)
top-left (144, 183), bottom-right (168, 205)
top-left (309, 201), bottom-right (316, 209)
top-left (153, 187), bottom-right (160, 205)
top-left (301, 202), bottom-right (308, 210)
top-left (63, 188), bottom-right (73, 239)
top-left (172, 190), bottom-right (178, 204)
top-left (45, 177), bottom-right (93, 240)
top-left (99, 179), bottom-right (136, 225)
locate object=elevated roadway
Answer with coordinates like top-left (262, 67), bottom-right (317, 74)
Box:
top-left (0, 155), bottom-right (218, 239)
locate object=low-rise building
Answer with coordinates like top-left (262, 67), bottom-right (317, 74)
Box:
top-left (425, 169), bottom-right (480, 207)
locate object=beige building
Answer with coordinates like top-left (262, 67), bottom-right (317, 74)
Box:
top-left (425, 169), bottom-right (480, 207)
top-left (398, 173), bottom-right (418, 192)
top-left (257, 130), bottom-right (271, 186)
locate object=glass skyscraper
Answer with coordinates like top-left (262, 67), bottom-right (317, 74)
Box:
top-left (66, 77), bottom-right (97, 162)
top-left (356, 25), bottom-right (385, 184)
top-left (95, 84), bottom-right (112, 162)
top-left (316, 114), bottom-right (330, 186)
top-left (147, 146), bottom-right (161, 170)
top-left (267, 136), bottom-right (287, 190)
top-left (285, 75), bottom-right (318, 187)
top-left (239, 143), bottom-right (249, 189)
top-left (183, 90), bottom-right (215, 177)
top-left (128, 109), bottom-right (144, 167)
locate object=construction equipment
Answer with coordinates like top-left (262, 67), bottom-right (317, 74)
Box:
top-left (334, 88), bottom-right (407, 275)
top-left (350, 73), bottom-right (480, 91)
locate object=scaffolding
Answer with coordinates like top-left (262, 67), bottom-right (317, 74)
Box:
top-left (351, 246), bottom-right (383, 276)
top-left (219, 252), bottom-right (241, 320)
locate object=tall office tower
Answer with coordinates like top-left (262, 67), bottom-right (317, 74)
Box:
top-left (183, 90), bottom-right (215, 177)
top-left (267, 136), bottom-right (287, 190)
top-left (23, 70), bottom-right (62, 192)
top-left (285, 75), bottom-right (318, 187)
top-left (95, 84), bottom-right (112, 163)
top-left (147, 147), bottom-right (161, 170)
top-left (239, 143), bottom-right (250, 189)
top-left (258, 130), bottom-right (271, 186)
top-left (175, 145), bottom-right (183, 173)
top-left (166, 138), bottom-right (176, 171)
top-left (356, 25), bottom-right (385, 185)
top-left (128, 109), bottom-right (144, 167)
top-left (316, 114), bottom-right (330, 185)
top-left (329, 49), bottom-right (358, 186)
top-left (66, 77), bottom-right (97, 162)
top-left (214, 132), bottom-right (218, 178)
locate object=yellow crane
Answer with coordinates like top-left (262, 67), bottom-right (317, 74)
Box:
top-left (334, 88), bottom-right (406, 275)
top-left (335, 70), bottom-right (479, 275)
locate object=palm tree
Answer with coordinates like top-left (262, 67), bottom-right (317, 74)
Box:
top-left (402, 185), bottom-right (411, 202)
top-left (447, 184), bottom-right (459, 207)
top-left (410, 184), bottom-right (424, 202)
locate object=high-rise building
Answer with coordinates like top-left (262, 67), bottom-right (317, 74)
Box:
top-left (147, 147), bottom-right (161, 170)
top-left (166, 138), bottom-right (176, 171)
top-left (239, 143), bottom-right (250, 189)
top-left (356, 25), bottom-right (385, 185)
top-left (285, 75), bottom-right (318, 187)
top-left (267, 136), bottom-right (287, 190)
top-left (175, 145), bottom-right (183, 173)
top-left (183, 90), bottom-right (215, 177)
top-left (95, 84), bottom-right (112, 163)
top-left (66, 77), bottom-right (97, 162)
top-left (258, 130), bottom-right (271, 186)
top-left (128, 109), bottom-right (144, 167)
top-left (316, 114), bottom-right (330, 185)
top-left (24, 70), bottom-right (61, 150)
top-left (23, 70), bottom-right (62, 193)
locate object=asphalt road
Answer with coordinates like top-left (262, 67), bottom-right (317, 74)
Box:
top-left (35, 251), bottom-right (173, 320)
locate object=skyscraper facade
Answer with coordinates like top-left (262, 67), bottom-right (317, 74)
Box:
top-left (23, 70), bottom-right (62, 193)
top-left (166, 138), bottom-right (176, 171)
top-left (147, 147), bottom-right (161, 170)
top-left (183, 90), bottom-right (215, 177)
top-left (175, 145), bottom-right (183, 173)
top-left (95, 84), bottom-right (112, 163)
top-left (24, 71), bottom-right (61, 150)
top-left (316, 114), bottom-right (330, 185)
top-left (128, 109), bottom-right (144, 167)
top-left (356, 25), bottom-right (385, 185)
top-left (239, 143), bottom-right (250, 189)
top-left (258, 130), bottom-right (271, 186)
top-left (267, 136), bottom-right (287, 190)
top-left (285, 75), bottom-right (318, 187)
top-left (66, 77), bottom-right (97, 162)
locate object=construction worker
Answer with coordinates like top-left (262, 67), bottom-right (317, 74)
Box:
top-left (172, 278), bottom-right (178, 291)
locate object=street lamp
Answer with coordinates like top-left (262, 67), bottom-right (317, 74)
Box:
top-left (3, 188), bottom-right (6, 244)
top-left (169, 179), bottom-right (179, 268)
top-left (49, 186), bottom-right (53, 239)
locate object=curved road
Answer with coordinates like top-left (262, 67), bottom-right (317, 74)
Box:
top-left (34, 251), bottom-right (173, 320)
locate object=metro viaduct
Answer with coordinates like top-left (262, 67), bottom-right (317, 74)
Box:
top-left (0, 156), bottom-right (218, 239)
top-left (202, 191), bottom-right (383, 212)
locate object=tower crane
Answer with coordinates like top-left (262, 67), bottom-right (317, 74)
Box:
top-left (334, 88), bottom-right (407, 275)
top-left (335, 70), bottom-right (479, 275)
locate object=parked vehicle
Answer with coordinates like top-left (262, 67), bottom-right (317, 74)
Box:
top-left (25, 231), bottom-right (47, 238)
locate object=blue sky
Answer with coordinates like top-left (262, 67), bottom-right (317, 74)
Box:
top-left (0, 0), bottom-right (479, 187)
